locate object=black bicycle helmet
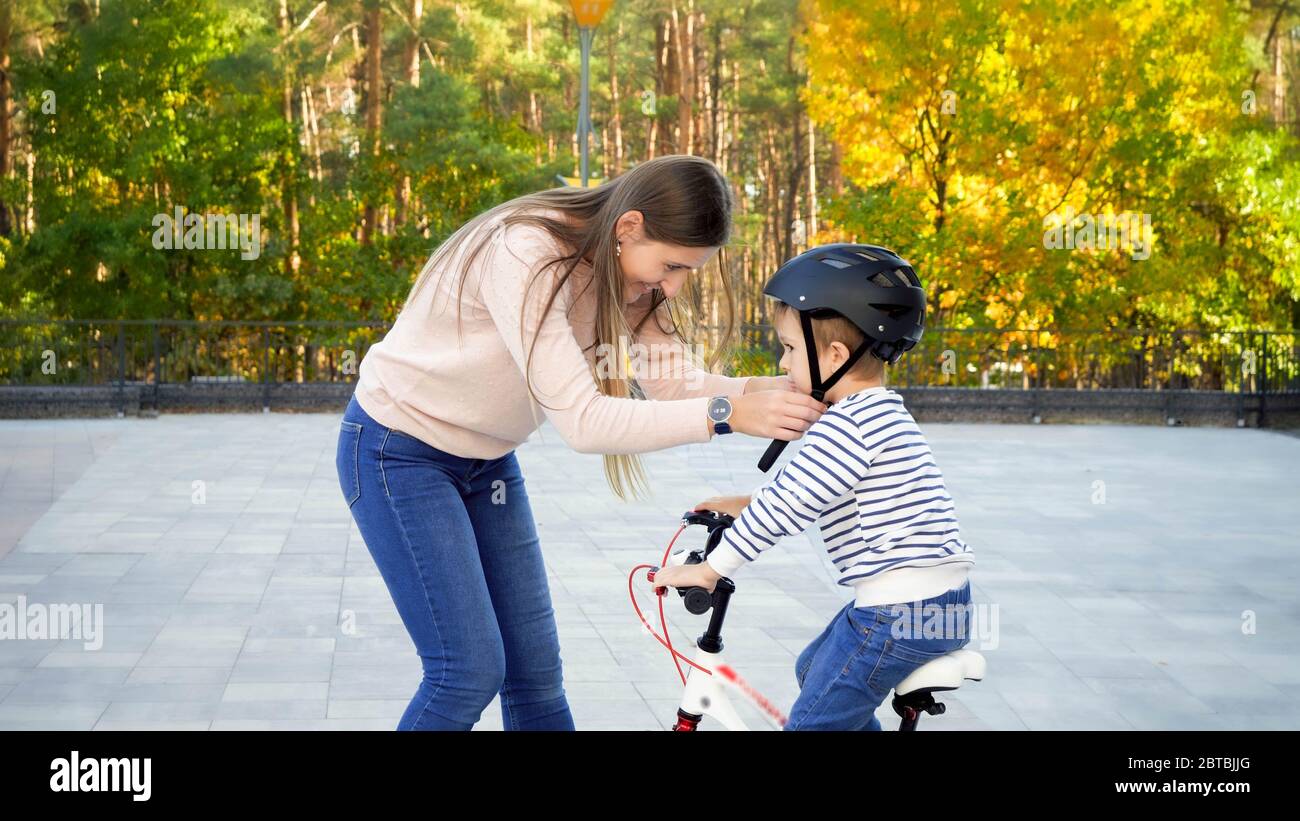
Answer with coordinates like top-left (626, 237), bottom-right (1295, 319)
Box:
top-left (756, 243), bottom-right (928, 471)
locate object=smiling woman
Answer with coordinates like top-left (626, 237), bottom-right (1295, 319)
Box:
top-left (370, 153), bottom-right (811, 499)
top-left (336, 154), bottom-right (828, 731)
top-left (610, 218), bottom-right (717, 306)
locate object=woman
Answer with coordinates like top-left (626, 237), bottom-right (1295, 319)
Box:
top-left (335, 154), bottom-right (828, 730)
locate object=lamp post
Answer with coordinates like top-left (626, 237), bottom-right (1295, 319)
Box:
top-left (569, 1), bottom-right (614, 187)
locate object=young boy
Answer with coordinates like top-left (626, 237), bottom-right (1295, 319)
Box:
top-left (651, 243), bottom-right (975, 731)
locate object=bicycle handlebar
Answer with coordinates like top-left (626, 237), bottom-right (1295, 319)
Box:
top-left (680, 508), bottom-right (735, 538)
top-left (664, 510), bottom-right (737, 614)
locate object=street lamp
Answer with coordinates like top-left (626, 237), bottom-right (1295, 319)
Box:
top-left (568, 1), bottom-right (615, 187)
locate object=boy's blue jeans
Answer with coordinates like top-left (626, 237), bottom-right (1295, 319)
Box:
top-left (336, 394), bottom-right (575, 730)
top-left (785, 580), bottom-right (973, 731)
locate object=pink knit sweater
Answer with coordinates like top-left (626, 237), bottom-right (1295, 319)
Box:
top-left (355, 207), bottom-right (752, 459)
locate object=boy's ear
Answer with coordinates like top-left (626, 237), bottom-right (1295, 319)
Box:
top-left (840, 340), bottom-right (858, 364)
top-left (826, 340), bottom-right (851, 368)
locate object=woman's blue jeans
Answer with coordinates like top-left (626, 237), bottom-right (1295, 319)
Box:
top-left (336, 394), bottom-right (575, 730)
top-left (785, 581), bottom-right (973, 731)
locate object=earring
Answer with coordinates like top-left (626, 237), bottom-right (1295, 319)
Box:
top-left (615, 240), bottom-right (622, 257)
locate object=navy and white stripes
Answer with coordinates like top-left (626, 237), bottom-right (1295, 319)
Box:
top-left (706, 386), bottom-right (974, 605)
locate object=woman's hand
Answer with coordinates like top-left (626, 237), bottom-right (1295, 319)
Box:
top-left (693, 495), bottom-right (751, 518)
top-left (726, 389), bottom-right (827, 441)
top-left (743, 375), bottom-right (797, 394)
top-left (650, 562), bottom-right (723, 595)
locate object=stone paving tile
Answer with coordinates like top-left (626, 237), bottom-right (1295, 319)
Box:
top-left (0, 413), bottom-right (1296, 731)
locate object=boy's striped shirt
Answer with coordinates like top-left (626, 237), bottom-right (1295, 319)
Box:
top-left (706, 386), bottom-right (974, 607)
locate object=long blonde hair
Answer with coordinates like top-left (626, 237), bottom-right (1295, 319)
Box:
top-left (400, 154), bottom-right (739, 501)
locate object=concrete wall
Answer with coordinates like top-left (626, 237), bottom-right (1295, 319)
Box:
top-left (2, 383), bottom-right (1298, 428)
top-left (895, 386), bottom-right (1300, 428)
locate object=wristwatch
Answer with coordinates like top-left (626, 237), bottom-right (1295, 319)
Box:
top-left (708, 396), bottom-right (734, 435)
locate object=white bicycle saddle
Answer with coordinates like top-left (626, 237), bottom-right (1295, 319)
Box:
top-left (894, 649), bottom-right (986, 697)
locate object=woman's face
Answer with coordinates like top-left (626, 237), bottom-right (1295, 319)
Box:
top-left (615, 210), bottom-right (718, 304)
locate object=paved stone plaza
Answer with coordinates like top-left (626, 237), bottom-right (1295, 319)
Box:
top-left (1, 409), bottom-right (1297, 730)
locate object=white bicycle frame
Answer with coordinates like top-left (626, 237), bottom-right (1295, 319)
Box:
top-left (676, 646), bottom-right (753, 730)
top-left (663, 537), bottom-right (787, 731)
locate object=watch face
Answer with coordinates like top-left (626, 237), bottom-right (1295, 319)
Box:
top-left (708, 397), bottom-right (733, 422)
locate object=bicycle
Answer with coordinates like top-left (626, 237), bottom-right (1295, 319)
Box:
top-left (629, 509), bottom-right (986, 731)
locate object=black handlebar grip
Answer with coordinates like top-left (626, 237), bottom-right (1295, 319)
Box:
top-left (682, 588), bottom-right (713, 615)
top-left (758, 438), bottom-right (788, 472)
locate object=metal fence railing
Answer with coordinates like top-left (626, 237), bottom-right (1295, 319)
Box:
top-left (707, 324), bottom-right (1300, 395)
top-left (0, 320), bottom-right (388, 411)
top-left (1, 320), bottom-right (1296, 417)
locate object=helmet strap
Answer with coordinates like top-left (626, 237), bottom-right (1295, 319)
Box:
top-left (798, 310), bottom-right (873, 403)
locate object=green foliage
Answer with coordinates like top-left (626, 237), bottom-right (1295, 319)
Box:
top-left (0, 0), bottom-right (1294, 341)
top-left (2, 0), bottom-right (553, 323)
top-left (806, 0), bottom-right (1300, 335)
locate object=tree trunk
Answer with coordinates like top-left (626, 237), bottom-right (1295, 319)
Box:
top-left (782, 36), bottom-right (806, 263)
top-left (609, 18), bottom-right (623, 175)
top-left (670, 2), bottom-right (694, 154)
top-left (651, 14), bottom-right (672, 159)
top-left (276, 0), bottom-right (300, 275)
top-left (361, 0), bottom-right (383, 246)
top-left (527, 14), bottom-right (542, 164)
top-left (304, 84), bottom-right (324, 192)
top-left (785, 151), bottom-right (802, 257)
top-left (730, 57), bottom-right (741, 178)
top-left (402, 0), bottom-right (422, 86)
top-left (828, 138), bottom-right (843, 197)
top-left (1275, 27), bottom-right (1285, 127)
top-left (807, 115), bottom-right (817, 238)
top-left (0, 2), bottom-right (13, 237)
top-left (395, 0), bottom-right (422, 228)
top-left (709, 21), bottom-right (722, 164)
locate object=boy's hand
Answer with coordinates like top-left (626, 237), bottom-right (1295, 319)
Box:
top-left (744, 375), bottom-right (797, 394)
top-left (650, 562), bottom-right (722, 595)
top-left (693, 495), bottom-right (751, 518)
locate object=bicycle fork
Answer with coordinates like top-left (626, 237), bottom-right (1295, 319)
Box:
top-left (672, 645), bottom-right (751, 731)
